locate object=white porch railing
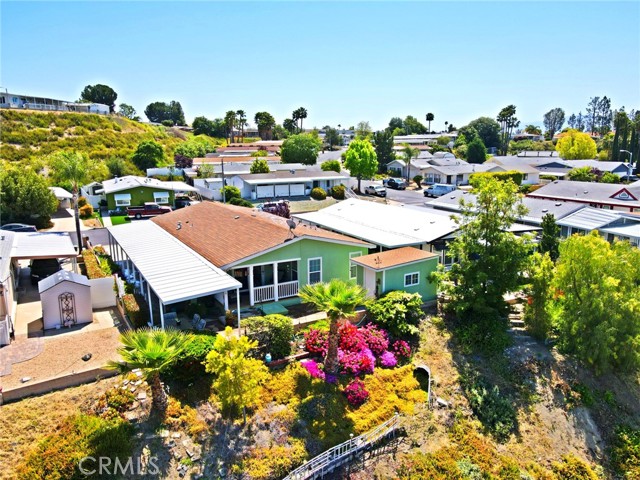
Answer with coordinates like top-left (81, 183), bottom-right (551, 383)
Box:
top-left (254, 285), bottom-right (275, 303)
top-left (278, 280), bottom-right (299, 299)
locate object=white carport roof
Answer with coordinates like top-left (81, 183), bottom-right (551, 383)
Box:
top-left (107, 221), bottom-right (241, 305)
top-left (49, 186), bottom-right (73, 199)
top-left (11, 232), bottom-right (77, 259)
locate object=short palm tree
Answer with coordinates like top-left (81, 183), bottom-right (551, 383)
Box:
top-left (402, 144), bottom-right (419, 182)
top-left (108, 328), bottom-right (192, 414)
top-left (299, 279), bottom-right (368, 375)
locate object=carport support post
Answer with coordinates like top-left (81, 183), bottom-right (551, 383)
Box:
top-left (248, 266), bottom-right (254, 306)
top-left (236, 289), bottom-right (241, 329)
top-left (147, 282), bottom-right (154, 327)
top-left (159, 299), bottom-right (165, 329)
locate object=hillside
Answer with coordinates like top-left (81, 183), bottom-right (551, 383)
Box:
top-left (0, 109), bottom-right (222, 166)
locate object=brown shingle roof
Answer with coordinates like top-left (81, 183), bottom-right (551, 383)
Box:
top-left (193, 156), bottom-right (281, 164)
top-left (152, 202), bottom-right (371, 268)
top-left (351, 246), bottom-right (438, 271)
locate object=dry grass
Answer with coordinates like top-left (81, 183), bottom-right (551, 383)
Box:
top-left (0, 377), bottom-right (120, 480)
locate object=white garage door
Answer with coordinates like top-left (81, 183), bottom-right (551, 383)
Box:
top-left (290, 184), bottom-right (305, 196)
top-left (256, 185), bottom-right (275, 198)
top-left (275, 185), bottom-right (290, 197)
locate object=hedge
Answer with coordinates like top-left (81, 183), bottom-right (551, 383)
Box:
top-left (82, 249), bottom-right (107, 279)
top-left (242, 314), bottom-right (294, 360)
top-left (123, 293), bottom-right (149, 328)
top-left (311, 187), bottom-right (327, 200)
top-left (469, 170), bottom-right (523, 187)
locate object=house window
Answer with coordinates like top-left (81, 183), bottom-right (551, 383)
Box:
top-left (154, 191), bottom-right (170, 204)
top-left (523, 173), bottom-right (528, 180)
top-left (308, 258), bottom-right (322, 284)
top-left (349, 252), bottom-right (361, 279)
top-left (404, 272), bottom-right (419, 287)
top-left (114, 193), bottom-right (131, 206)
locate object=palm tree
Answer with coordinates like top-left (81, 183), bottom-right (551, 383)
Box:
top-left (49, 151), bottom-right (89, 253)
top-left (293, 107), bottom-right (308, 133)
top-left (426, 113), bottom-right (435, 133)
top-left (298, 279), bottom-right (367, 375)
top-left (224, 110), bottom-right (236, 144)
top-left (236, 110), bottom-right (247, 142)
top-left (401, 144), bottom-right (419, 182)
top-left (108, 328), bottom-right (192, 414)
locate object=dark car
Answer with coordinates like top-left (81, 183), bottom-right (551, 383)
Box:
top-left (0, 223), bottom-right (37, 232)
top-left (386, 178), bottom-right (407, 190)
top-left (30, 258), bottom-right (62, 285)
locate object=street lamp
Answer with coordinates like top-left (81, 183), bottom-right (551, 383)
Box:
top-left (620, 149), bottom-right (634, 180)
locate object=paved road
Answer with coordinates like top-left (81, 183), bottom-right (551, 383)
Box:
top-left (358, 179), bottom-right (428, 206)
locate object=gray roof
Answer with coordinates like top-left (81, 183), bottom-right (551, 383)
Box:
top-left (99, 176), bottom-right (197, 195)
top-left (294, 198), bottom-right (459, 248)
top-left (425, 190), bottom-right (584, 225)
top-left (236, 170), bottom-right (349, 185)
top-left (600, 223), bottom-right (640, 241)
top-left (38, 271), bottom-right (90, 294)
top-left (423, 163), bottom-right (496, 175)
top-left (556, 207), bottom-right (624, 231)
top-left (566, 160), bottom-right (629, 174)
top-left (528, 180), bottom-right (640, 209)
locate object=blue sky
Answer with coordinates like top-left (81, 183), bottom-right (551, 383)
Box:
top-left (2, 1), bottom-right (639, 130)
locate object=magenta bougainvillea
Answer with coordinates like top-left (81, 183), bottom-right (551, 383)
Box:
top-left (338, 348), bottom-right (376, 376)
top-left (344, 378), bottom-right (369, 406)
top-left (304, 328), bottom-right (329, 356)
top-left (360, 324), bottom-right (389, 357)
top-left (380, 351), bottom-right (398, 368)
top-left (301, 359), bottom-right (325, 380)
top-left (338, 323), bottom-right (366, 352)
top-left (392, 339), bottom-right (411, 360)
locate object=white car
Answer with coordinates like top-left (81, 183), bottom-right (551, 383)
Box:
top-left (364, 185), bottom-right (387, 197)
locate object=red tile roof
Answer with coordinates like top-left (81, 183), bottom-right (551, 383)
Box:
top-left (152, 202), bottom-right (371, 268)
top-left (351, 246), bottom-right (438, 270)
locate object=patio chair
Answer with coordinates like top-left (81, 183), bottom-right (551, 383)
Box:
top-left (192, 314), bottom-right (206, 331)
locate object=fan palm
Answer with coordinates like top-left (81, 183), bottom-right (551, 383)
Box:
top-left (299, 279), bottom-right (368, 374)
top-left (108, 328), bottom-right (192, 413)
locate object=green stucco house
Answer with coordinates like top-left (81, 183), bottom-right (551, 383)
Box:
top-left (96, 175), bottom-right (197, 210)
top-left (350, 247), bottom-right (439, 303)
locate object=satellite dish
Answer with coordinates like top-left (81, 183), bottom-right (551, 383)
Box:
top-left (286, 219), bottom-right (296, 230)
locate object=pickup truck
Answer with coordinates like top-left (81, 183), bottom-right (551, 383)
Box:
top-left (127, 203), bottom-right (172, 219)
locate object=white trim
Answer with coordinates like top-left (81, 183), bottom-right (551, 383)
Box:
top-left (114, 193), bottom-right (132, 206)
top-left (153, 191), bottom-right (170, 204)
top-left (349, 252), bottom-right (362, 279)
top-left (308, 257), bottom-right (322, 284)
top-left (236, 257), bottom-right (301, 269)
top-left (404, 272), bottom-right (420, 287)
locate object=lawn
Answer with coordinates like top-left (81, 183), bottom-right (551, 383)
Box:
top-left (109, 215), bottom-right (131, 226)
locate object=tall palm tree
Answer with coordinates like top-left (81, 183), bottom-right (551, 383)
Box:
top-left (49, 151), bottom-right (89, 253)
top-left (299, 280), bottom-right (368, 374)
top-left (236, 110), bottom-right (247, 142)
top-left (426, 113), bottom-right (435, 133)
top-left (108, 328), bottom-right (192, 414)
top-left (224, 110), bottom-right (236, 144)
top-left (293, 107), bottom-right (308, 133)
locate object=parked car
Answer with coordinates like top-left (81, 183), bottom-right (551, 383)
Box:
top-left (0, 223), bottom-right (37, 232)
top-left (175, 197), bottom-right (200, 209)
top-left (424, 184), bottom-right (457, 198)
top-left (30, 258), bottom-right (61, 285)
top-left (386, 178), bottom-right (407, 190)
top-left (127, 203), bottom-right (172, 219)
top-left (364, 185), bottom-right (387, 197)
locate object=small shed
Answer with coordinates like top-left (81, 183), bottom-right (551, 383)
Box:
top-left (38, 271), bottom-right (92, 329)
top-left (49, 186), bottom-right (74, 209)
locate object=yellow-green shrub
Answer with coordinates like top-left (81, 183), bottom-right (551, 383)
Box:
top-left (79, 204), bottom-right (93, 218)
top-left (551, 455), bottom-right (599, 479)
top-left (163, 398), bottom-right (207, 438)
top-left (238, 438), bottom-right (307, 480)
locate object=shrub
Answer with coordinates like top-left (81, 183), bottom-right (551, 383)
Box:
top-left (122, 293), bottom-right (149, 328)
top-left (551, 455), bottom-right (599, 480)
top-left (16, 414), bottom-right (133, 480)
top-left (161, 119), bottom-right (174, 127)
top-left (242, 314), bottom-right (294, 360)
top-left (77, 196), bottom-right (88, 207)
top-left (79, 203), bottom-right (94, 219)
top-left (163, 398), bottom-right (207, 438)
top-left (338, 322), bottom-right (366, 353)
top-left (470, 170), bottom-right (523, 187)
top-left (220, 185), bottom-right (241, 201)
top-left (304, 328), bottom-right (329, 356)
top-left (339, 348), bottom-right (375, 375)
top-left (344, 378), bottom-right (369, 406)
top-left (310, 187), bottom-right (327, 200)
top-left (392, 339), bottom-right (411, 361)
top-left (329, 184), bottom-right (346, 199)
top-left (380, 351), bottom-right (398, 368)
top-left (368, 291), bottom-right (424, 337)
top-left (94, 386), bottom-right (136, 419)
top-left (466, 379), bottom-right (517, 442)
top-left (228, 197), bottom-right (254, 208)
top-left (360, 323), bottom-right (389, 356)
top-left (611, 426), bottom-right (640, 478)
top-left (301, 359), bottom-right (325, 380)
top-left (169, 331), bottom-right (218, 381)
top-left (321, 160), bottom-right (341, 173)
top-left (239, 438), bottom-right (307, 480)
top-left (413, 175), bottom-right (423, 187)
top-left (82, 249), bottom-right (107, 279)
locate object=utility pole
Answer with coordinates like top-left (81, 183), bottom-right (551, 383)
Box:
top-left (221, 157), bottom-right (226, 203)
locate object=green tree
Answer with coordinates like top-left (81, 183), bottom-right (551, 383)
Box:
top-left (539, 213), bottom-right (560, 261)
top-left (567, 166), bottom-right (596, 182)
top-left (224, 110), bottom-right (236, 143)
top-left (0, 167), bottom-right (57, 229)
top-left (118, 103), bottom-right (139, 121)
top-left (321, 160), bottom-right (341, 173)
top-left (299, 280), bottom-right (368, 375)
top-left (283, 118), bottom-right (297, 134)
top-left (557, 129), bottom-right (597, 159)
top-left (543, 108), bottom-right (565, 138)
top-left (372, 129), bottom-right (395, 173)
top-left (250, 158), bottom-right (270, 174)
top-left (344, 139), bottom-right (378, 192)
top-left (131, 140), bottom-right (164, 171)
top-left (254, 111), bottom-right (276, 140)
top-left (600, 171), bottom-right (620, 184)
top-left (280, 133), bottom-right (322, 165)
top-left (403, 115), bottom-right (427, 134)
top-left (192, 116), bottom-right (226, 138)
top-left (145, 101), bottom-right (172, 124)
top-left (435, 178), bottom-right (530, 332)
top-left (355, 121), bottom-right (372, 139)
top-left (400, 144), bottom-right (419, 181)
top-left (466, 117), bottom-right (501, 148)
top-left (523, 125), bottom-right (542, 135)
top-left (204, 327), bottom-right (269, 421)
top-left (523, 253), bottom-right (555, 340)
top-left (49, 151), bottom-right (91, 252)
top-left (80, 84), bottom-right (117, 113)
top-left (106, 156), bottom-right (128, 178)
top-left (553, 232), bottom-right (640, 373)
top-left (323, 127), bottom-right (342, 150)
top-left (220, 185), bottom-right (241, 203)
top-left (169, 101), bottom-right (186, 126)
top-left (388, 117), bottom-right (404, 133)
top-left (236, 110), bottom-right (248, 142)
top-left (426, 112), bottom-right (435, 133)
top-left (292, 107), bottom-right (308, 133)
top-left (497, 105), bottom-right (520, 156)
top-left (466, 137), bottom-right (487, 164)
top-left (108, 328), bottom-right (192, 414)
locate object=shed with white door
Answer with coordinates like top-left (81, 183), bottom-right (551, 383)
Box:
top-left (39, 271), bottom-right (93, 330)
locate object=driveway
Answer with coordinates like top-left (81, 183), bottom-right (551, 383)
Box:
top-left (44, 208), bottom-right (91, 233)
top-left (358, 180), bottom-right (428, 206)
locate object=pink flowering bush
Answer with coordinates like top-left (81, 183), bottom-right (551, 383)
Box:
top-left (392, 340), bottom-right (411, 361)
top-left (360, 324), bottom-right (389, 356)
top-left (338, 323), bottom-right (366, 352)
top-left (344, 378), bottom-right (369, 407)
top-left (301, 359), bottom-right (325, 380)
top-left (339, 348), bottom-right (375, 375)
top-left (304, 328), bottom-right (329, 356)
top-left (380, 351), bottom-right (398, 368)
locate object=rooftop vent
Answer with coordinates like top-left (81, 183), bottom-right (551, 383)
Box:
top-left (176, 221), bottom-right (182, 230)
top-left (234, 215), bottom-right (240, 219)
top-left (583, 190), bottom-right (588, 194)
top-left (542, 209), bottom-right (548, 213)
top-left (555, 202), bottom-right (562, 206)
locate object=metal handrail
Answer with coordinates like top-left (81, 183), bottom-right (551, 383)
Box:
top-left (283, 413), bottom-right (400, 480)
